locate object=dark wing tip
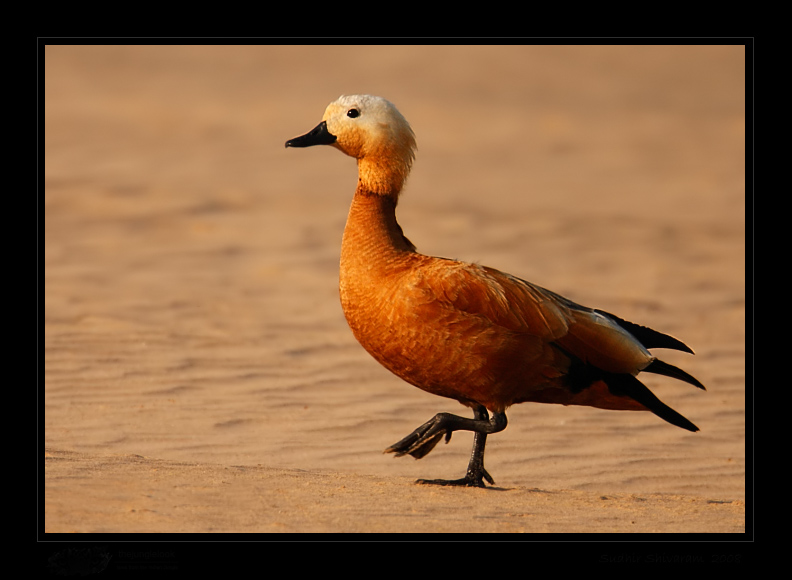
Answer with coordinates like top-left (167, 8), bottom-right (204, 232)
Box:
top-left (595, 309), bottom-right (695, 354)
top-left (605, 373), bottom-right (700, 432)
top-left (644, 359), bottom-right (706, 391)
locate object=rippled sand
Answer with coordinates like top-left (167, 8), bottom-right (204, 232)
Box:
top-left (44, 45), bottom-right (745, 533)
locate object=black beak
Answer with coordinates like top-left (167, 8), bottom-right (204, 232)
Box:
top-left (285, 121), bottom-right (337, 148)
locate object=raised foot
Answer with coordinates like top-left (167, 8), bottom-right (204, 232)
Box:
top-left (384, 413), bottom-right (455, 459)
top-left (385, 407), bottom-right (507, 487)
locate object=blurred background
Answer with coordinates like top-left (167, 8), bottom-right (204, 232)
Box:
top-left (44, 45), bottom-right (745, 498)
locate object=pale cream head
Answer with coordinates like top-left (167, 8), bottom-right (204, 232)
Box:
top-left (322, 95), bottom-right (417, 196)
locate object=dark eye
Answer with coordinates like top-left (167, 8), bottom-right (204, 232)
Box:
top-left (347, 108), bottom-right (360, 118)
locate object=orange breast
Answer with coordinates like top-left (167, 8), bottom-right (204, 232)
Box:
top-left (340, 253), bottom-right (566, 411)
top-left (339, 189), bottom-right (655, 414)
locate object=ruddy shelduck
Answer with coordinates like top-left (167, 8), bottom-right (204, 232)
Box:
top-left (286, 95), bottom-right (704, 487)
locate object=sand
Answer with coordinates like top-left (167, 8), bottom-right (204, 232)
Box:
top-left (44, 45), bottom-right (746, 535)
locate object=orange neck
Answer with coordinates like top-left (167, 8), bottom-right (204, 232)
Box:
top-left (339, 184), bottom-right (417, 311)
top-left (342, 183), bottom-right (414, 255)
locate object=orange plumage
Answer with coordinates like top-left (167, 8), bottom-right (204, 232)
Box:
top-left (286, 95), bottom-right (704, 487)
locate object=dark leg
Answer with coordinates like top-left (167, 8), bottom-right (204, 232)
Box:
top-left (384, 405), bottom-right (507, 488)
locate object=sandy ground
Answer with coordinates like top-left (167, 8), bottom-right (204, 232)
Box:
top-left (44, 45), bottom-right (746, 535)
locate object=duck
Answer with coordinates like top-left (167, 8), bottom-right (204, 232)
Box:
top-left (285, 95), bottom-right (704, 488)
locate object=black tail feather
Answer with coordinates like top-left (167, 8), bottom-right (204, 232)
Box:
top-left (595, 309), bottom-right (694, 354)
top-left (604, 373), bottom-right (699, 432)
top-left (644, 359), bottom-right (706, 391)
